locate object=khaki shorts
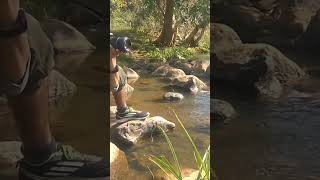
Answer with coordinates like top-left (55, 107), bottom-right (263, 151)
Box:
top-left (26, 13), bottom-right (55, 82)
top-left (116, 65), bottom-right (127, 92)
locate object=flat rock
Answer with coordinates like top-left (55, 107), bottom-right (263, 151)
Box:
top-left (168, 75), bottom-right (209, 94)
top-left (110, 142), bottom-right (129, 180)
top-left (152, 65), bottom-right (186, 78)
top-left (163, 92), bottom-right (184, 101)
top-left (110, 115), bottom-right (175, 146)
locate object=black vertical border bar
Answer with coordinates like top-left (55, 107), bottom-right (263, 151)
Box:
top-left (105, 0), bottom-right (111, 174)
top-left (210, 0), bottom-right (214, 179)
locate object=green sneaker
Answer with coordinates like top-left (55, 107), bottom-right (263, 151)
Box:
top-left (115, 106), bottom-right (150, 123)
top-left (17, 144), bottom-right (109, 180)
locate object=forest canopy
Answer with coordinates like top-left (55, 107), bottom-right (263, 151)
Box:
top-left (111, 0), bottom-right (210, 48)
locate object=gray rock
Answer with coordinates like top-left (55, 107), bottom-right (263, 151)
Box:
top-left (0, 141), bottom-right (22, 176)
top-left (163, 92), bottom-right (184, 101)
top-left (213, 0), bottom-right (320, 45)
top-left (123, 67), bottom-right (140, 80)
top-left (214, 43), bottom-right (305, 98)
top-left (169, 61), bottom-right (193, 75)
top-left (110, 115), bottom-right (175, 146)
top-left (55, 1), bottom-right (104, 27)
top-left (168, 75), bottom-right (208, 94)
top-left (192, 60), bottom-right (210, 77)
top-left (152, 65), bottom-right (186, 78)
top-left (296, 9), bottom-right (320, 52)
top-left (42, 19), bottom-right (96, 54)
top-left (124, 84), bottom-right (134, 100)
top-left (211, 99), bottom-right (236, 123)
top-left (48, 70), bottom-right (77, 104)
top-left (212, 23), bottom-right (242, 54)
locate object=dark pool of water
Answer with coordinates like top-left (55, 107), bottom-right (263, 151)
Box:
top-left (214, 52), bottom-right (320, 180)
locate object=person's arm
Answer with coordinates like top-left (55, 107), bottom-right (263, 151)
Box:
top-left (0, 0), bottom-right (30, 82)
top-left (110, 47), bottom-right (120, 92)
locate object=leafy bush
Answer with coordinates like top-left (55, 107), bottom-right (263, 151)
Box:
top-left (146, 46), bottom-right (193, 60)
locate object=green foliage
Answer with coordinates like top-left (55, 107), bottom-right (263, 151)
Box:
top-left (111, 0), bottom-right (210, 48)
top-left (148, 110), bottom-right (211, 180)
top-left (146, 46), bottom-right (193, 60)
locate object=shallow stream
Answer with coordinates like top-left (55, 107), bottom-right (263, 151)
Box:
top-left (214, 51), bottom-right (320, 180)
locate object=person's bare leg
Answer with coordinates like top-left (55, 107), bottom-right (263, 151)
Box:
top-left (110, 49), bottom-right (127, 109)
top-left (113, 86), bottom-right (127, 109)
top-left (0, 0), bottom-right (52, 156)
top-left (8, 81), bottom-right (52, 154)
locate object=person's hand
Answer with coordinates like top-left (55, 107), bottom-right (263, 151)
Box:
top-left (110, 47), bottom-right (119, 59)
top-left (110, 47), bottom-right (119, 70)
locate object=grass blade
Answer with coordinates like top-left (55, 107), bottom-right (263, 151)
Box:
top-left (149, 155), bottom-right (182, 179)
top-left (196, 145), bottom-right (210, 180)
top-left (158, 126), bottom-right (182, 178)
top-left (171, 109), bottom-right (203, 169)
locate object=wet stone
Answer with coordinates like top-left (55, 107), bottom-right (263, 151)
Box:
top-left (163, 92), bottom-right (184, 101)
top-left (110, 108), bottom-right (176, 146)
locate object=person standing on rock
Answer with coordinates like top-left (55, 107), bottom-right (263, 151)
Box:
top-left (110, 46), bottom-right (150, 123)
top-left (0, 1), bottom-right (109, 179)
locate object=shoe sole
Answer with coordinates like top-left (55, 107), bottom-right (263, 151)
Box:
top-left (111, 114), bottom-right (150, 126)
top-left (19, 171), bottom-right (109, 180)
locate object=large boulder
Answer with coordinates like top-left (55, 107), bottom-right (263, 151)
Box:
top-left (152, 65), bottom-right (186, 78)
top-left (123, 67), bottom-right (140, 80)
top-left (213, 0), bottom-right (320, 46)
top-left (214, 43), bottom-right (305, 98)
top-left (168, 75), bottom-right (209, 94)
top-left (42, 19), bottom-right (96, 54)
top-left (212, 23), bottom-right (242, 53)
top-left (55, 0), bottom-right (104, 27)
top-left (110, 114), bottom-right (175, 146)
top-left (213, 4), bottom-right (267, 42)
top-left (110, 142), bottom-right (129, 180)
top-left (296, 9), bottom-right (320, 52)
top-left (192, 60), bottom-right (210, 77)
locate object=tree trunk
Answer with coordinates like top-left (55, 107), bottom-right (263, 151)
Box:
top-left (183, 22), bottom-right (209, 47)
top-left (155, 0), bottom-right (175, 47)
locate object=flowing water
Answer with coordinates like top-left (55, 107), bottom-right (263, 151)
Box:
top-left (214, 51), bottom-right (320, 180)
top-left (111, 77), bottom-right (210, 179)
top-left (0, 48), bottom-right (210, 179)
